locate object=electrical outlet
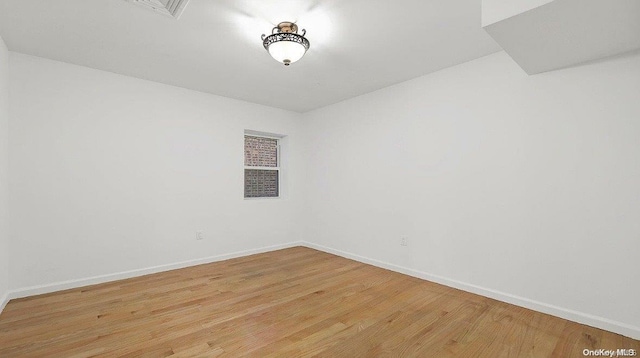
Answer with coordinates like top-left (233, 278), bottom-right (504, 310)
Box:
top-left (196, 231), bottom-right (204, 241)
top-left (400, 237), bottom-right (408, 246)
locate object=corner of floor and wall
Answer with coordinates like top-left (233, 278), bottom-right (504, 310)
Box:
top-left (0, 31), bottom-right (639, 340)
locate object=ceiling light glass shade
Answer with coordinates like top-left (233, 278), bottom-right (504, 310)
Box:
top-left (262, 22), bottom-right (310, 66)
top-left (268, 41), bottom-right (306, 65)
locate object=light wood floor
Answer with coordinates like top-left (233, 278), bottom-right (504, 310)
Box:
top-left (0, 247), bottom-right (638, 357)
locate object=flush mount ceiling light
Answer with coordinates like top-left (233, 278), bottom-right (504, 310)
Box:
top-left (261, 22), bottom-right (310, 66)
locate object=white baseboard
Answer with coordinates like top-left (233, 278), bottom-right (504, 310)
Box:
top-left (0, 292), bottom-right (8, 316)
top-left (8, 241), bottom-right (304, 301)
top-left (301, 241), bottom-right (640, 340)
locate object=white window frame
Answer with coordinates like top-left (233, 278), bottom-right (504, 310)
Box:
top-left (244, 131), bottom-right (283, 199)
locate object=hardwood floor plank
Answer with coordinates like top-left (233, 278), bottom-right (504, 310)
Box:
top-left (0, 247), bottom-right (637, 357)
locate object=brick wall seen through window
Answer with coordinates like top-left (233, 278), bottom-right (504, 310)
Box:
top-left (244, 135), bottom-right (279, 198)
top-left (245, 136), bottom-right (278, 167)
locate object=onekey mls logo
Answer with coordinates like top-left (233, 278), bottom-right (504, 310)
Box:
top-left (582, 349), bottom-right (637, 357)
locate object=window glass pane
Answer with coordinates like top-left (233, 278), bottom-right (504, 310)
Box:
top-left (244, 136), bottom-right (278, 167)
top-left (244, 169), bottom-right (279, 198)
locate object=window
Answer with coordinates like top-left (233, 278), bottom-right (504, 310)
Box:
top-left (244, 134), bottom-right (280, 198)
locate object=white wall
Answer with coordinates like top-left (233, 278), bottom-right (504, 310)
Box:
top-left (0, 36), bottom-right (9, 308)
top-left (5, 47), bottom-right (640, 339)
top-left (8, 53), bottom-right (305, 293)
top-left (303, 51), bottom-right (640, 338)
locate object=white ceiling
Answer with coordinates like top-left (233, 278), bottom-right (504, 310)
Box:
top-left (0, 0), bottom-right (502, 112)
top-left (483, 0), bottom-right (640, 75)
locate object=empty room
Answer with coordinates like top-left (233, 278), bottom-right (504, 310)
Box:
top-left (0, 0), bottom-right (639, 356)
